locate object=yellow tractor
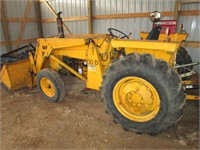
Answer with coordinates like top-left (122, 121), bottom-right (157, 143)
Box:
top-left (0, 11), bottom-right (199, 135)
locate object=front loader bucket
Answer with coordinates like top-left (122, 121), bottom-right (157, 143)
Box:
top-left (0, 58), bottom-right (32, 91)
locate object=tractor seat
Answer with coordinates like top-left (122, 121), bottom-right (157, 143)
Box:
top-left (146, 26), bottom-right (162, 40)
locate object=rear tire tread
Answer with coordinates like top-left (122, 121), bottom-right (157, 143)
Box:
top-left (101, 53), bottom-right (186, 135)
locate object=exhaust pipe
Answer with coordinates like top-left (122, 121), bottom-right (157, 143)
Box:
top-left (57, 12), bottom-right (64, 38)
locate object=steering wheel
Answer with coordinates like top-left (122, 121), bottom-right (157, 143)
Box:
top-left (108, 28), bottom-right (129, 39)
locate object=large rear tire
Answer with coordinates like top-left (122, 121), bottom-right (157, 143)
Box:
top-left (101, 53), bottom-right (186, 135)
top-left (176, 47), bottom-right (193, 75)
top-left (36, 68), bottom-right (66, 102)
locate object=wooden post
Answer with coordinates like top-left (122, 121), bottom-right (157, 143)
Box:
top-left (174, 0), bottom-right (181, 32)
top-left (174, 0), bottom-right (181, 20)
top-left (88, 0), bottom-right (92, 34)
top-left (16, 0), bottom-right (33, 48)
top-left (0, 1), bottom-right (12, 52)
top-left (42, 0), bottom-right (72, 35)
top-left (34, 0), bottom-right (44, 38)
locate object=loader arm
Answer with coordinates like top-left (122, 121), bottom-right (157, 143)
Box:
top-left (33, 38), bottom-right (87, 73)
top-left (31, 38), bottom-right (105, 91)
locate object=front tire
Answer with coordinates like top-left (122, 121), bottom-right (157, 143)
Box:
top-left (36, 68), bottom-right (66, 102)
top-left (101, 53), bottom-right (185, 135)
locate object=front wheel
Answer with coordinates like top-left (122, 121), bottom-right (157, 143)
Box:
top-left (36, 68), bottom-right (66, 102)
top-left (101, 53), bottom-right (186, 135)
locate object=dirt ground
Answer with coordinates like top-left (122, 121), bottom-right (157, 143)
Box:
top-left (0, 76), bottom-right (199, 149)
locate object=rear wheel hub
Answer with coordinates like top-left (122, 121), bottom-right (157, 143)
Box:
top-left (113, 77), bottom-right (160, 122)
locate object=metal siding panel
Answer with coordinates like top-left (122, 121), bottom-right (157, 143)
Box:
top-left (5, 0), bottom-right (25, 18)
top-left (0, 46), bottom-right (7, 55)
top-left (135, 0), bottom-right (142, 12)
top-left (187, 48), bottom-right (200, 72)
top-left (72, 22), bottom-right (77, 34)
top-left (0, 21), bottom-right (8, 54)
top-left (92, 0), bottom-right (177, 35)
top-left (94, 17), bottom-right (148, 39)
top-left (100, 0), bottom-right (106, 15)
top-left (179, 3), bottom-right (200, 72)
top-left (141, 0), bottom-right (148, 12)
top-left (110, 0), bottom-right (117, 14)
top-left (71, 20), bottom-right (88, 34)
top-left (116, 0), bottom-right (123, 14)
top-left (23, 23), bottom-right (39, 39)
top-left (29, 2), bottom-right (36, 18)
top-left (43, 23), bottom-right (58, 37)
top-left (1, 0), bottom-right (38, 53)
top-left (62, 0), bottom-right (67, 17)
top-left (76, 0), bottom-right (81, 16)
top-left (41, 3), bottom-right (47, 19)
top-left (105, 0), bottom-right (110, 14)
top-left (76, 21), bottom-right (81, 34)
top-left (66, 22), bottom-right (74, 34)
top-left (0, 22), bottom-right (5, 41)
top-left (104, 0), bottom-right (111, 29)
top-left (67, 0), bottom-right (72, 17)
top-left (85, 0), bottom-right (88, 15)
top-left (60, 0), bottom-right (64, 11)
top-left (50, 1), bottom-right (57, 14)
top-left (71, 0), bottom-right (75, 17)
top-left (8, 23), bottom-right (21, 41)
top-left (93, 0), bottom-right (99, 15)
top-left (71, 0), bottom-right (76, 17)
top-left (128, 0), bottom-right (135, 13)
top-left (93, 20), bottom-right (102, 33)
top-left (178, 15), bottom-right (200, 72)
top-left (179, 3), bottom-right (200, 41)
top-left (181, 2), bottom-right (200, 10)
top-left (135, 18), bottom-right (141, 38)
top-left (4, 1), bottom-right (12, 18)
top-left (85, 21), bottom-right (88, 34)
top-left (17, 0), bottom-right (24, 17)
top-left (123, 0), bottom-right (129, 13)
top-left (110, 19), bottom-right (117, 29)
top-left (128, 18), bottom-right (135, 39)
top-left (46, 1), bottom-right (54, 18)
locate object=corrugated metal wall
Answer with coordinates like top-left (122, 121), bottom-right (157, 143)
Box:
top-left (40, 0), bottom-right (174, 38)
top-left (0, 0), bottom-right (38, 55)
top-left (179, 3), bottom-right (200, 72)
top-left (0, 21), bottom-right (6, 54)
top-left (92, 0), bottom-right (174, 38)
top-left (40, 0), bottom-right (88, 36)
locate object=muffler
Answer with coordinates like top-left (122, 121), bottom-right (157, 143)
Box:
top-left (57, 12), bottom-right (64, 38)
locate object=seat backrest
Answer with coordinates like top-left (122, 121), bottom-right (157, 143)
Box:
top-left (146, 26), bottom-right (162, 40)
